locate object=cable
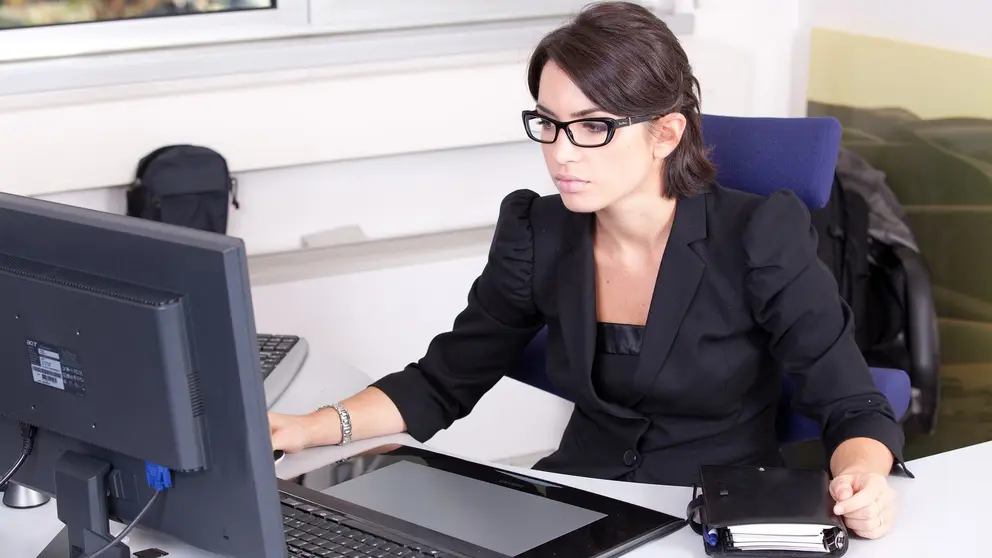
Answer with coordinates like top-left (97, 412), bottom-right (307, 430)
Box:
top-left (80, 489), bottom-right (164, 558)
top-left (0, 423), bottom-right (38, 489)
top-left (1, 423), bottom-right (170, 558)
top-left (79, 462), bottom-right (172, 558)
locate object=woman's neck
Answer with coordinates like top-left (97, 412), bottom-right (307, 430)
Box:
top-left (595, 191), bottom-right (677, 254)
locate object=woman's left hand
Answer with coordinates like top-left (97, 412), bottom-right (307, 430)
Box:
top-left (829, 472), bottom-right (896, 539)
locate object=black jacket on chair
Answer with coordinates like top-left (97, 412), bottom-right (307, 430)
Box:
top-left (372, 183), bottom-right (906, 487)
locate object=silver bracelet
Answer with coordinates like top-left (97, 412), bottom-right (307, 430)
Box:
top-left (319, 403), bottom-right (352, 445)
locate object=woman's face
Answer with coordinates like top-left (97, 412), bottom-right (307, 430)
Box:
top-left (534, 61), bottom-right (683, 213)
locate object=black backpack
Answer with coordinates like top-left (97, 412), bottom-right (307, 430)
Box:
top-left (810, 175), bottom-right (872, 351)
top-left (810, 175), bottom-right (907, 369)
top-left (126, 145), bottom-right (239, 234)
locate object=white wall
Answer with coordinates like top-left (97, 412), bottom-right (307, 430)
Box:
top-left (812, 0), bottom-right (992, 56)
top-left (4, 1), bottom-right (814, 462)
top-left (691, 0), bottom-right (813, 124)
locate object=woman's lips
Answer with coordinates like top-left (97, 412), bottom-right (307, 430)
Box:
top-left (555, 174), bottom-right (587, 193)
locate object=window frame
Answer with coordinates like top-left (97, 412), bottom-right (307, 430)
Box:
top-left (309, 0), bottom-right (675, 33)
top-left (0, 0), bottom-right (310, 63)
top-left (0, 0), bottom-right (691, 99)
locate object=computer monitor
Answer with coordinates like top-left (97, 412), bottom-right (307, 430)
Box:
top-left (0, 192), bottom-right (285, 557)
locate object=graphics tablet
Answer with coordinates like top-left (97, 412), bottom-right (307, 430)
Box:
top-left (278, 443), bottom-right (685, 557)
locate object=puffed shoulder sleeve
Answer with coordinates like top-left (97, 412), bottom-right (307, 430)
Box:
top-left (371, 189), bottom-right (545, 442)
top-left (743, 190), bottom-right (909, 473)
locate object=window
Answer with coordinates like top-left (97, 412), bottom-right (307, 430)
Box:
top-left (0, 0), bottom-right (276, 29)
top-left (0, 0), bottom-right (691, 96)
top-left (0, 0), bottom-right (309, 62)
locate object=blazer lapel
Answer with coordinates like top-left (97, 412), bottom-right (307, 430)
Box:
top-left (631, 193), bottom-right (709, 399)
top-left (555, 212), bottom-right (597, 399)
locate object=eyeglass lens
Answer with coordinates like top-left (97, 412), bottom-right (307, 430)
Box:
top-left (525, 115), bottom-right (611, 147)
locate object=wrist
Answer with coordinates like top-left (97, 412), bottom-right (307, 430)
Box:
top-left (306, 408), bottom-right (342, 447)
top-left (830, 438), bottom-right (894, 478)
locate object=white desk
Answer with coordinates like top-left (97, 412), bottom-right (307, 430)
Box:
top-left (3, 346), bottom-right (989, 557)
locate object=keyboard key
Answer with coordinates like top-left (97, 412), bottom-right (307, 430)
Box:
top-left (315, 510), bottom-right (343, 521)
top-left (281, 493), bottom-right (448, 558)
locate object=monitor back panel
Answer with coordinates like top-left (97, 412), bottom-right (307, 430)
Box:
top-left (0, 193), bottom-right (285, 558)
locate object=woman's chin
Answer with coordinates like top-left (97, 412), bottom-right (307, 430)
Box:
top-left (558, 190), bottom-right (604, 214)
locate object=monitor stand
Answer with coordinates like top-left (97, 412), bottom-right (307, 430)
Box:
top-left (2, 481), bottom-right (51, 508)
top-left (36, 451), bottom-right (130, 558)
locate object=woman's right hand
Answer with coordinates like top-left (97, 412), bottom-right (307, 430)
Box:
top-left (268, 410), bottom-right (338, 453)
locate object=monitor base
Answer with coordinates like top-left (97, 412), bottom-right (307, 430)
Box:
top-left (36, 527), bottom-right (130, 558)
top-left (2, 481), bottom-right (51, 509)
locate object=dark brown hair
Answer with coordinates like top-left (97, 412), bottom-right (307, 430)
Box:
top-left (527, 1), bottom-right (715, 199)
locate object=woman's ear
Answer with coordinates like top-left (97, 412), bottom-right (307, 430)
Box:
top-left (651, 113), bottom-right (687, 160)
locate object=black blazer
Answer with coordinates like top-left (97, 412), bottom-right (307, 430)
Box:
top-left (373, 184), bottom-right (906, 486)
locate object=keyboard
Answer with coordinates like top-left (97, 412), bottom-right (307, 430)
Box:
top-left (258, 334), bottom-right (309, 409)
top-left (281, 494), bottom-right (453, 558)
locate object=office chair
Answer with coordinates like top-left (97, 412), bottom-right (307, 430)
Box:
top-left (506, 114), bottom-right (916, 446)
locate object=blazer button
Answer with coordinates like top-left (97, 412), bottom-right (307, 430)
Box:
top-left (623, 450), bottom-right (638, 466)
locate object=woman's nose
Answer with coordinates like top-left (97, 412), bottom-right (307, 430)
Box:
top-left (551, 130), bottom-right (580, 164)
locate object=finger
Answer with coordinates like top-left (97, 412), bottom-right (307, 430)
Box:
top-left (829, 477), bottom-right (854, 502)
top-left (841, 500), bottom-right (879, 521)
top-left (848, 512), bottom-right (891, 540)
top-left (877, 487), bottom-right (897, 509)
top-left (834, 478), bottom-right (883, 515)
top-left (844, 516), bottom-right (877, 533)
top-left (852, 527), bottom-right (887, 540)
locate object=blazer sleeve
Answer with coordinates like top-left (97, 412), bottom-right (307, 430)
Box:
top-left (742, 190), bottom-right (908, 471)
top-left (370, 189), bottom-right (546, 442)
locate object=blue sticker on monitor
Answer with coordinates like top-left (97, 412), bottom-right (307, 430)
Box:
top-left (26, 339), bottom-right (87, 396)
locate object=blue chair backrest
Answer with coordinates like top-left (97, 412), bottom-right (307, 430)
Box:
top-left (700, 114), bottom-right (842, 210)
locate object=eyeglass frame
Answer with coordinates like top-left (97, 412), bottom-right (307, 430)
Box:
top-left (521, 109), bottom-right (661, 148)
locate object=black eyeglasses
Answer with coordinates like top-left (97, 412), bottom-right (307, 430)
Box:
top-left (521, 110), bottom-right (660, 148)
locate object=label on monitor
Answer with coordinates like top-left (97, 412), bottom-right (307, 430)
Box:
top-left (26, 339), bottom-right (87, 396)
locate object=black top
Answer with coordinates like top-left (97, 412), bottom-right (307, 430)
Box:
top-left (372, 184), bottom-right (906, 486)
top-left (592, 322), bottom-right (643, 409)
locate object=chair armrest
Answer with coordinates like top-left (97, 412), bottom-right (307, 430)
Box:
top-left (508, 327), bottom-right (568, 400)
top-left (868, 367), bottom-right (911, 420)
top-left (891, 244), bottom-right (941, 433)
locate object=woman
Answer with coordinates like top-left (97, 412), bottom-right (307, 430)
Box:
top-left (269, 1), bottom-right (905, 539)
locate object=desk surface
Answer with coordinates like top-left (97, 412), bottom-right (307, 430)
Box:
top-left (2, 345), bottom-right (989, 557)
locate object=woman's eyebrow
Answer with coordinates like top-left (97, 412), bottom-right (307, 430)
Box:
top-left (535, 103), bottom-right (603, 118)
